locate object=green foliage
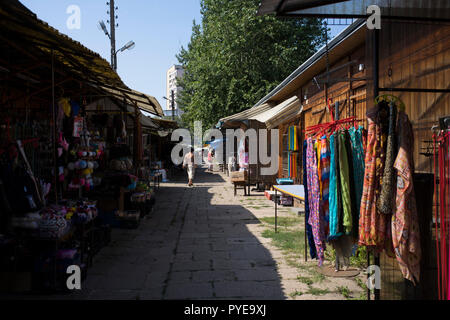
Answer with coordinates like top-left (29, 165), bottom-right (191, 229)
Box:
top-left (289, 290), bottom-right (304, 298)
top-left (350, 246), bottom-right (368, 269)
top-left (177, 0), bottom-right (327, 130)
top-left (261, 229), bottom-right (305, 255)
top-left (297, 276), bottom-right (313, 286)
top-left (259, 216), bottom-right (302, 227)
top-left (337, 285), bottom-right (352, 299)
top-left (307, 287), bottom-right (330, 296)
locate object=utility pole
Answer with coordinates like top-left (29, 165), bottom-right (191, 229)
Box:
top-left (171, 90), bottom-right (175, 120)
top-left (109, 0), bottom-right (117, 70)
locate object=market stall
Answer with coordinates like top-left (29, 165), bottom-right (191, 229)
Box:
top-left (0, 0), bottom-right (164, 293)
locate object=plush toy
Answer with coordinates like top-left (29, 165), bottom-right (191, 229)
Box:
top-left (79, 160), bottom-right (87, 169)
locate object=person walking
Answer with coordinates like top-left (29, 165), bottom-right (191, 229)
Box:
top-left (183, 148), bottom-right (196, 187)
top-left (207, 147), bottom-right (213, 172)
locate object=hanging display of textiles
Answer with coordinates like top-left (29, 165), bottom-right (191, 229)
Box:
top-left (304, 118), bottom-right (366, 267)
top-left (433, 130), bottom-right (450, 300)
top-left (303, 140), bottom-right (317, 260)
top-left (287, 126), bottom-right (299, 179)
top-left (288, 126), bottom-right (299, 152)
top-left (359, 97), bottom-right (421, 286)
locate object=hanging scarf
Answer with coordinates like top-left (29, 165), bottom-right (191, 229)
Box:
top-left (338, 131), bottom-right (352, 235)
top-left (328, 134), bottom-right (343, 240)
top-left (349, 126), bottom-right (366, 217)
top-left (320, 136), bottom-right (330, 236)
top-left (391, 111), bottom-right (421, 285)
top-left (344, 130), bottom-right (359, 240)
top-left (334, 132), bottom-right (344, 235)
top-left (359, 104), bottom-right (391, 249)
top-left (378, 102), bottom-right (398, 215)
top-left (307, 138), bottom-right (326, 266)
top-left (303, 140), bottom-right (317, 259)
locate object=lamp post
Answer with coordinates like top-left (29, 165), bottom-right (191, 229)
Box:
top-left (98, 1), bottom-right (134, 71)
top-left (162, 90), bottom-right (175, 120)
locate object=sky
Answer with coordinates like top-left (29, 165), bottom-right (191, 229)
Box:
top-left (20, 1), bottom-right (347, 110)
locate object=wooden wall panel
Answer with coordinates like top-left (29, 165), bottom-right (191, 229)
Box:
top-left (377, 21), bottom-right (450, 173)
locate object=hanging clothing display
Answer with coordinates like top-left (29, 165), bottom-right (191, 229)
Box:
top-left (359, 103), bottom-right (391, 250)
top-left (338, 132), bottom-right (352, 235)
top-left (304, 118), bottom-right (365, 266)
top-left (320, 136), bottom-right (330, 237)
top-left (349, 126), bottom-right (365, 217)
top-left (377, 103), bottom-right (398, 215)
top-left (357, 97), bottom-right (422, 287)
top-left (288, 126), bottom-right (299, 179)
top-left (306, 138), bottom-right (326, 266)
top-left (303, 140), bottom-right (317, 259)
top-left (391, 110), bottom-right (421, 286)
top-left (328, 134), bottom-right (342, 240)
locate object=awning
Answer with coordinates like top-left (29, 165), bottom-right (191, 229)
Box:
top-left (250, 96), bottom-right (302, 129)
top-left (92, 84), bottom-right (163, 116)
top-left (125, 105), bottom-right (159, 130)
top-left (219, 103), bottom-right (272, 122)
top-left (257, 0), bottom-right (450, 21)
top-left (150, 118), bottom-right (179, 130)
top-left (0, 0), bottom-right (164, 116)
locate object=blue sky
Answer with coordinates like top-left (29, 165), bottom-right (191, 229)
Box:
top-left (20, 1), bottom-right (346, 108)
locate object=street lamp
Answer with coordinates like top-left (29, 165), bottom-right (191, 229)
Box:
top-left (118, 40), bottom-right (135, 52)
top-left (98, 0), bottom-right (134, 71)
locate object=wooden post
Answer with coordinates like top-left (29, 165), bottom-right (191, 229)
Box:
top-left (134, 102), bottom-right (142, 174)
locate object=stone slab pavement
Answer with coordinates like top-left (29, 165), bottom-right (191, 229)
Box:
top-left (8, 167), bottom-right (364, 300)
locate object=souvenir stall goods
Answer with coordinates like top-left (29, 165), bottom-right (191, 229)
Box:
top-left (304, 116), bottom-right (366, 268)
top-left (10, 200), bottom-right (98, 239)
top-left (0, 95), bottom-right (112, 293)
top-left (359, 95), bottom-right (421, 286)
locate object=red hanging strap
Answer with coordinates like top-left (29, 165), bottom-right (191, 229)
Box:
top-left (434, 132), bottom-right (441, 300)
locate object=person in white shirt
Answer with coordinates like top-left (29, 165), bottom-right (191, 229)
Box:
top-left (183, 148), bottom-right (196, 186)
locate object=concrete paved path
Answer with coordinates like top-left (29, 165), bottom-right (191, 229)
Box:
top-left (66, 168), bottom-right (287, 300)
top-left (12, 167), bottom-right (364, 300)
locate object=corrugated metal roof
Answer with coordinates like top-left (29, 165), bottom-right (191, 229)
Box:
top-left (258, 0), bottom-right (347, 16)
top-left (0, 0), bottom-right (163, 116)
top-left (258, 0), bottom-right (450, 20)
top-left (219, 103), bottom-right (272, 122)
top-left (251, 96), bottom-right (302, 129)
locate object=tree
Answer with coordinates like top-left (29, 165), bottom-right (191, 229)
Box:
top-left (177, 0), bottom-right (327, 130)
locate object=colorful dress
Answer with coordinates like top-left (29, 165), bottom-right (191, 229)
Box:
top-left (307, 138), bottom-right (325, 266)
top-left (391, 111), bottom-right (421, 285)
